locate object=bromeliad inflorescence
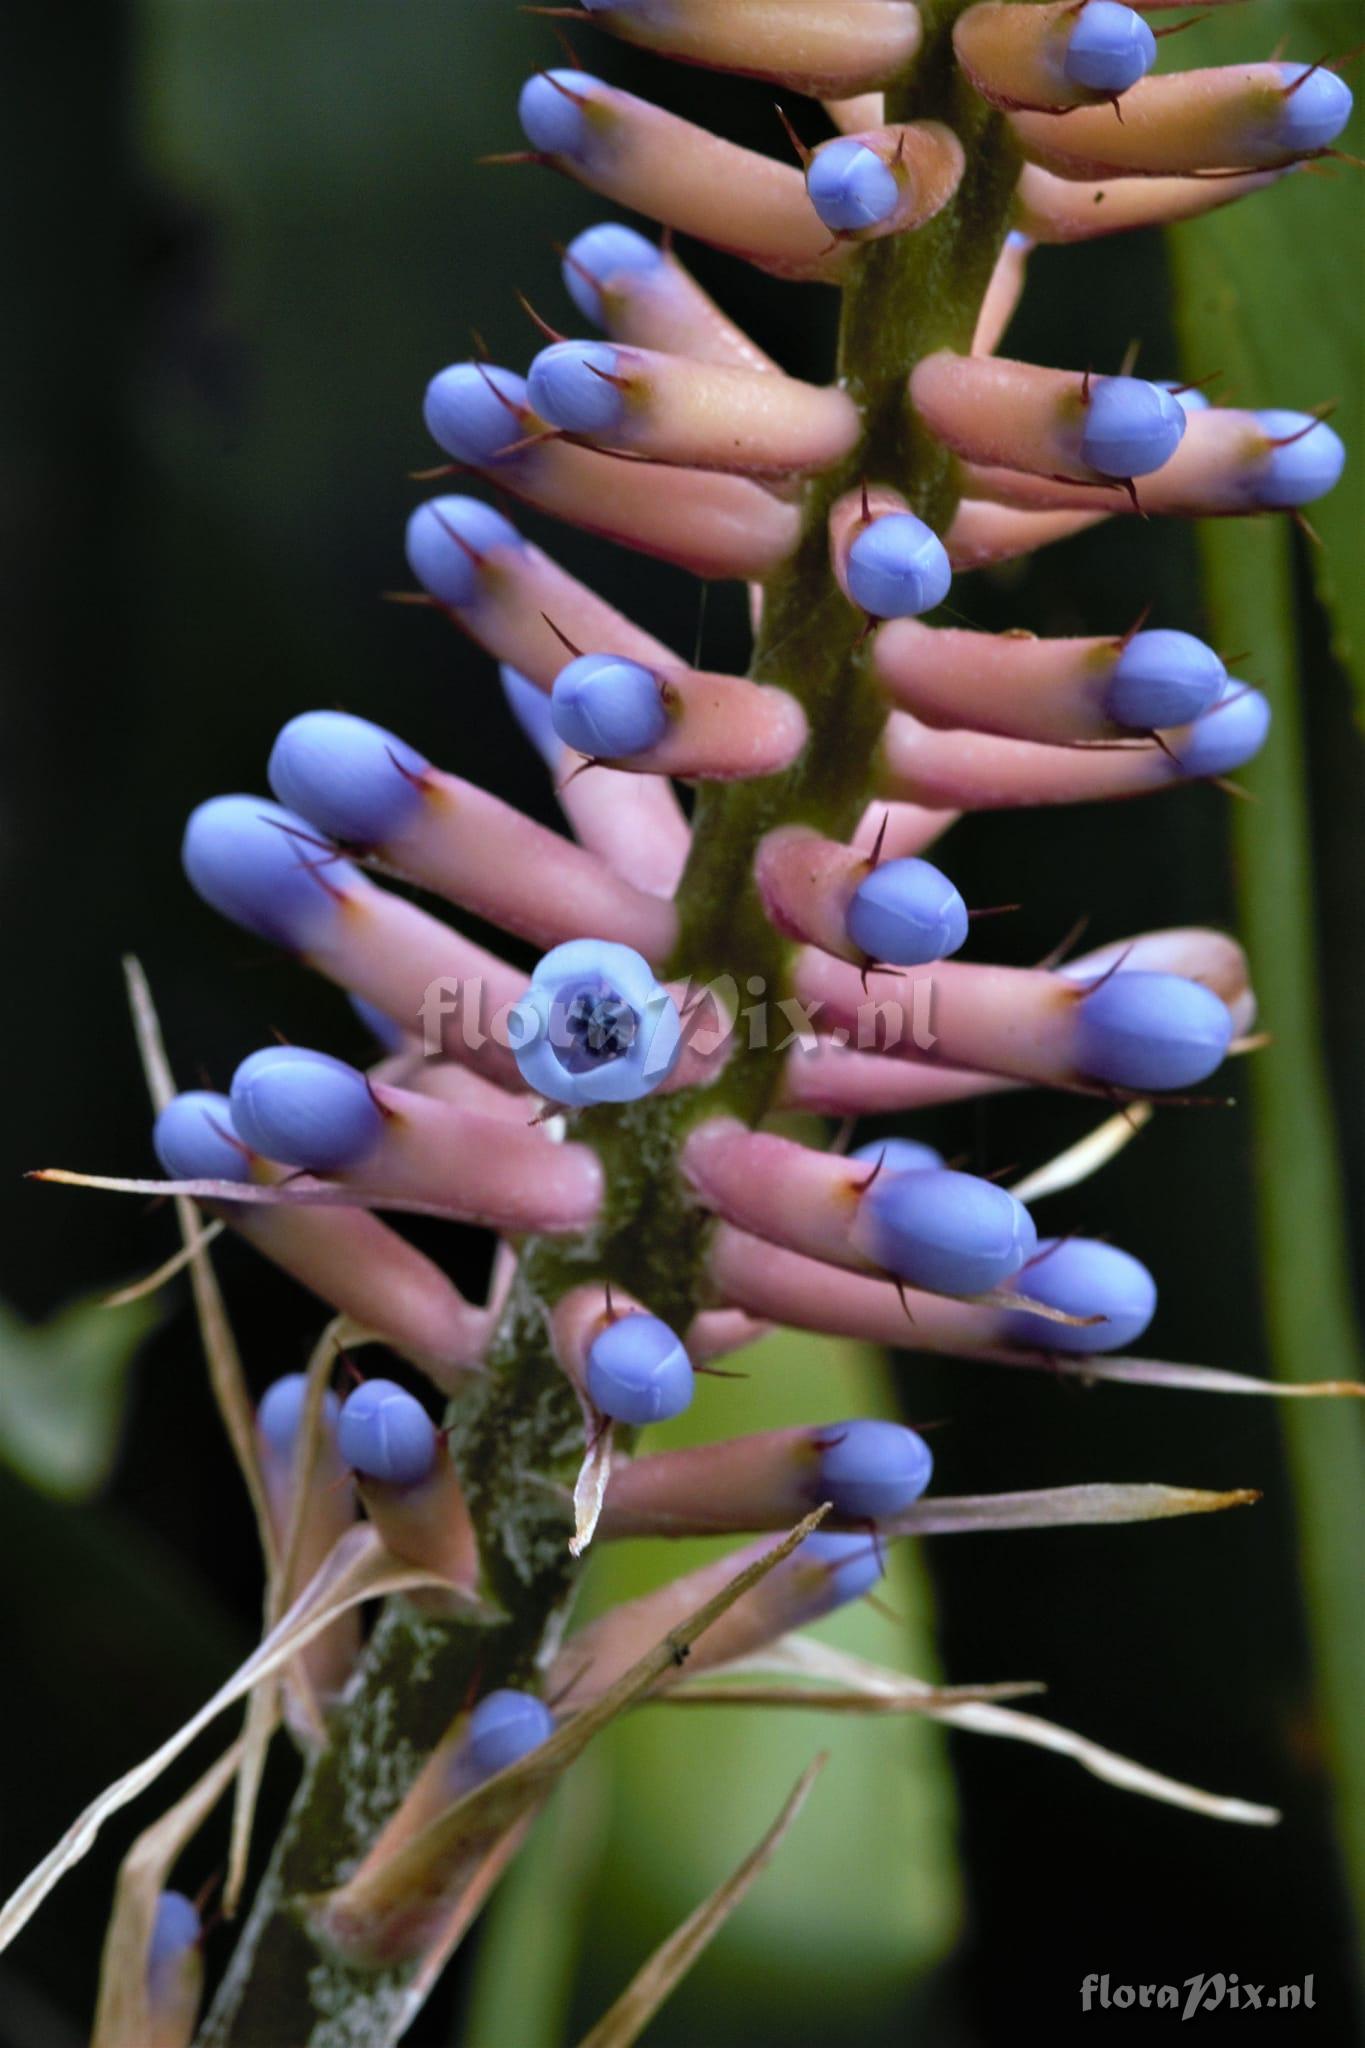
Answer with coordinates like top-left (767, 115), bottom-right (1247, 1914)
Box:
top-left (10, 4), bottom-right (1360, 2043)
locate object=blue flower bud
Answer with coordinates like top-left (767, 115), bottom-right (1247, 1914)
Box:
top-left (528, 340), bottom-right (627, 435)
top-left (268, 712), bottom-right (429, 848)
top-left (154, 1090), bottom-right (253, 1184)
top-left (794, 1530), bottom-right (885, 1614)
top-left (551, 653), bottom-right (669, 759)
top-left (229, 1046), bottom-right (384, 1172)
top-left (1005, 1238), bottom-right (1157, 1355)
top-left (509, 939), bottom-right (683, 1106)
top-left (815, 1419), bottom-right (934, 1520)
top-left (563, 222), bottom-right (663, 327)
top-left (1153, 380), bottom-right (1210, 416)
top-left (1104, 628), bottom-right (1226, 731)
top-left (182, 796), bottom-right (360, 949)
top-left (518, 69), bottom-right (602, 160)
top-left (1080, 376), bottom-right (1187, 479)
top-left (147, 1890), bottom-right (201, 2000)
top-left (462, 1689), bottom-right (556, 1783)
top-left (1171, 683), bottom-right (1271, 778)
top-left (256, 1372), bottom-right (343, 1458)
top-left (850, 1137), bottom-right (945, 1175)
top-left (405, 496), bottom-right (525, 610)
top-left (423, 364), bottom-right (529, 468)
top-left (501, 664), bottom-right (563, 769)
top-left (350, 993), bottom-right (408, 1054)
top-left (1063, 2), bottom-right (1156, 95)
top-left (845, 856), bottom-right (969, 966)
top-left (807, 139), bottom-right (901, 233)
top-left (337, 1378), bottom-right (439, 1488)
top-left (846, 513), bottom-right (952, 618)
top-left (857, 1167), bottom-right (1038, 1297)
top-left (1273, 62), bottom-right (1353, 155)
top-left (1246, 410), bottom-right (1346, 508)
top-left (586, 1312), bottom-right (694, 1423)
top-left (1071, 970), bottom-right (1234, 1091)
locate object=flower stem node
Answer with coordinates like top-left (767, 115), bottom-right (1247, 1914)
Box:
top-left (229, 1046), bottom-right (385, 1174)
top-left (813, 1419), bottom-right (934, 1520)
top-left (509, 940), bottom-right (683, 1106)
top-left (337, 1380), bottom-right (441, 1490)
top-left (852, 1166), bottom-right (1038, 1297)
top-left (1068, 969), bottom-right (1235, 1091)
top-left (1005, 1239), bottom-right (1157, 1355)
top-left (587, 1311), bottom-right (695, 1423)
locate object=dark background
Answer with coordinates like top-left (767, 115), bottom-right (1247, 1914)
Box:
top-left (2, 3), bottom-right (1362, 2043)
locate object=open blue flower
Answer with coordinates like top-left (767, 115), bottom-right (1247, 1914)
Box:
top-left (509, 939), bottom-right (683, 1107)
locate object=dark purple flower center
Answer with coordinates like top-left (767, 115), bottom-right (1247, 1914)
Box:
top-left (552, 979), bottom-right (639, 1073)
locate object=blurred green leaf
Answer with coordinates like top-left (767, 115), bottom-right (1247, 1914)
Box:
top-left (0, 1297), bottom-right (156, 1501)
top-left (565, 1330), bottom-right (960, 2044)
top-left (1168, 1), bottom-right (1364, 700)
top-left (1172, 208), bottom-right (1365, 1958)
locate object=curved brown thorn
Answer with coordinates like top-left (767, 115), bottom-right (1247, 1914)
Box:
top-left (1114, 597), bottom-right (1154, 652)
top-left (1035, 913), bottom-right (1090, 971)
top-left (517, 290), bottom-right (567, 345)
top-left (585, 360), bottom-right (632, 391)
top-left (540, 611), bottom-right (585, 658)
top-left (774, 102), bottom-right (812, 168)
top-left (867, 810), bottom-right (891, 869)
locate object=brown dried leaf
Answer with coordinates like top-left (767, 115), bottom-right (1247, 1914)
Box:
top-left (573, 1757), bottom-right (826, 2048)
top-left (1003, 1351), bottom-right (1365, 1398)
top-left (887, 1480), bottom-right (1260, 1536)
top-left (121, 958), bottom-right (277, 1575)
top-left (310, 1506), bottom-right (831, 1967)
top-left (1009, 1102), bottom-right (1153, 1205)
top-left (733, 1637), bottom-right (1280, 1826)
top-left (91, 1740), bottom-right (243, 2048)
top-left (0, 1526), bottom-right (482, 1954)
top-left (223, 1318), bottom-right (353, 1917)
top-left (570, 1400), bottom-right (614, 1559)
